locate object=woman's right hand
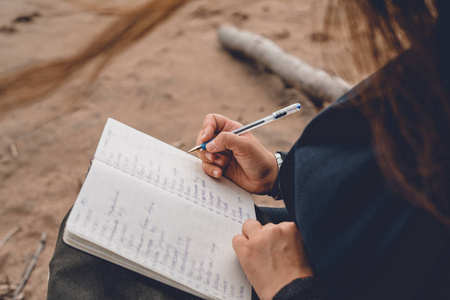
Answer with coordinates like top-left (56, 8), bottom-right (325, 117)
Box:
top-left (196, 114), bottom-right (278, 194)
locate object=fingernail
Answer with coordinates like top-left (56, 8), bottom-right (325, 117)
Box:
top-left (206, 141), bottom-right (216, 151)
top-left (205, 152), bottom-right (213, 161)
top-left (201, 132), bottom-right (207, 140)
top-left (212, 169), bottom-right (219, 177)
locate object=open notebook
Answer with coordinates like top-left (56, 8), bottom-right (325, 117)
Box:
top-left (63, 118), bottom-right (255, 300)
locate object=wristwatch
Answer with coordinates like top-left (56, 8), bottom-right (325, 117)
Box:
top-left (274, 151), bottom-right (284, 169)
top-left (269, 151), bottom-right (285, 200)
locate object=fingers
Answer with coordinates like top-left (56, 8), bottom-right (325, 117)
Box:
top-left (195, 114), bottom-right (242, 165)
top-left (232, 220), bottom-right (260, 256)
top-left (200, 114), bottom-right (217, 143)
top-left (241, 219), bottom-right (262, 238)
top-left (210, 152), bottom-right (230, 167)
top-left (202, 161), bottom-right (222, 179)
top-left (233, 221), bottom-right (301, 258)
top-left (205, 131), bottom-right (251, 154)
top-left (232, 221), bottom-right (313, 300)
top-left (199, 114), bottom-right (243, 144)
top-left (232, 234), bottom-right (247, 253)
top-left (238, 221), bottom-right (298, 241)
top-left (200, 152), bottom-right (231, 179)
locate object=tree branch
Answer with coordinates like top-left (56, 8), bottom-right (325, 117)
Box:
top-left (218, 25), bottom-right (351, 108)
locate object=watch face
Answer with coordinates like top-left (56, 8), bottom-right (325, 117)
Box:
top-left (275, 153), bottom-right (283, 168)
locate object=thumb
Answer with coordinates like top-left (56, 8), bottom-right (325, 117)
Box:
top-left (205, 132), bottom-right (248, 154)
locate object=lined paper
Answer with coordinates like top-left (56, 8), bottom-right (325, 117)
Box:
top-left (64, 119), bottom-right (255, 300)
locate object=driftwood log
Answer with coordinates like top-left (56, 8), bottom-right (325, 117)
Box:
top-left (218, 25), bottom-right (351, 107)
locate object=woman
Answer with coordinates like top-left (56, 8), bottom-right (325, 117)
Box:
top-left (195, 0), bottom-right (450, 299)
top-left (42, 0), bottom-right (449, 299)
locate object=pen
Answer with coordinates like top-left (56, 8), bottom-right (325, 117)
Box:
top-left (187, 103), bottom-right (301, 153)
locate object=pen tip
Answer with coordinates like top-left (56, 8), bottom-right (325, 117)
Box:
top-left (187, 145), bottom-right (201, 153)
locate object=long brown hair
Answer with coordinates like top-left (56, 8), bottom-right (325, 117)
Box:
top-left (327, 0), bottom-right (450, 225)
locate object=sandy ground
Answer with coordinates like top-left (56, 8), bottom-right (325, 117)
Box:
top-left (0, 1), bottom-right (362, 299)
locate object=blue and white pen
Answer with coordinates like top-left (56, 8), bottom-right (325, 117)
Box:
top-left (187, 103), bottom-right (301, 153)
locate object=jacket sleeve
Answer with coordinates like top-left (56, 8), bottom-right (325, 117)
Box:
top-left (273, 277), bottom-right (333, 300)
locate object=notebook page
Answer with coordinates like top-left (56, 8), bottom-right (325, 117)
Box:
top-left (65, 161), bottom-right (251, 300)
top-left (93, 118), bottom-right (255, 224)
